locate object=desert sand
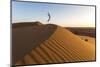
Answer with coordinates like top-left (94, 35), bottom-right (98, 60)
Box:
top-left (12, 22), bottom-right (95, 65)
top-left (79, 35), bottom-right (95, 45)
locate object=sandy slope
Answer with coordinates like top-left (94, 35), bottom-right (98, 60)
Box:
top-left (14, 24), bottom-right (95, 65)
top-left (78, 35), bottom-right (95, 45)
top-left (12, 23), bottom-right (57, 64)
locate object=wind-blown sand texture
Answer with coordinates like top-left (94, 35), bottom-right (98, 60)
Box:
top-left (12, 22), bottom-right (95, 65)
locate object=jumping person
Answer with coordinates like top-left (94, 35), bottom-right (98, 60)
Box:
top-left (47, 12), bottom-right (51, 22)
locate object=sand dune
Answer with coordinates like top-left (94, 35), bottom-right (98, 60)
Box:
top-left (66, 27), bottom-right (95, 37)
top-left (12, 21), bottom-right (43, 28)
top-left (79, 35), bottom-right (95, 45)
top-left (12, 22), bottom-right (95, 65)
top-left (12, 23), bottom-right (57, 64)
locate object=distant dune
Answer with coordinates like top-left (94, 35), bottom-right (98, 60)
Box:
top-left (66, 27), bottom-right (95, 37)
top-left (12, 22), bottom-right (95, 65)
top-left (12, 21), bottom-right (43, 28)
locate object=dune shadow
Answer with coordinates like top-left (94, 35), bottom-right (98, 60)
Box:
top-left (12, 22), bottom-right (57, 64)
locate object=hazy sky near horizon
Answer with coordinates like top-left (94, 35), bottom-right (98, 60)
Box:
top-left (12, 1), bottom-right (95, 27)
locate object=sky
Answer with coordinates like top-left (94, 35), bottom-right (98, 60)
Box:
top-left (12, 1), bottom-right (95, 27)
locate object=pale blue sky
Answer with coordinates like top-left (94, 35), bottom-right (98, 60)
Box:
top-left (12, 1), bottom-right (95, 27)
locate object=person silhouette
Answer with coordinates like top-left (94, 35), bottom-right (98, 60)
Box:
top-left (47, 12), bottom-right (51, 22)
